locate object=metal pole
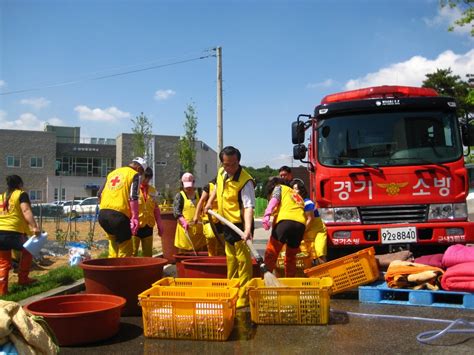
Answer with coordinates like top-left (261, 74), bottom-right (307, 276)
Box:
top-left (216, 46), bottom-right (223, 170)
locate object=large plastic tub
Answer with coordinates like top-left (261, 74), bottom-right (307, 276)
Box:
top-left (160, 212), bottom-right (178, 263)
top-left (304, 247), bottom-right (379, 294)
top-left (79, 257), bottom-right (168, 316)
top-left (173, 251), bottom-right (209, 277)
top-left (182, 256), bottom-right (262, 279)
top-left (24, 294), bottom-right (126, 346)
top-left (139, 286), bottom-right (238, 341)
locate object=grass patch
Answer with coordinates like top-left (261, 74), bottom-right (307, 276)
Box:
top-left (0, 266), bottom-right (84, 303)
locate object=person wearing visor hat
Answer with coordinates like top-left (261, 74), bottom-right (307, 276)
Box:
top-left (173, 172), bottom-right (206, 253)
top-left (98, 157), bottom-right (146, 257)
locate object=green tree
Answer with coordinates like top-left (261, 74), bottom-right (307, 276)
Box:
top-left (440, 0), bottom-right (474, 36)
top-left (178, 103), bottom-right (198, 174)
top-left (131, 112), bottom-right (153, 164)
top-left (244, 165), bottom-right (278, 198)
top-left (422, 68), bottom-right (473, 119)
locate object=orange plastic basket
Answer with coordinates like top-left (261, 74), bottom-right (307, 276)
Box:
top-left (247, 277), bottom-right (333, 325)
top-left (304, 247), bottom-right (379, 294)
top-left (152, 277), bottom-right (240, 288)
top-left (138, 286), bottom-right (238, 341)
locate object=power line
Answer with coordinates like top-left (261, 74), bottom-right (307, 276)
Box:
top-left (0, 53), bottom-right (215, 96)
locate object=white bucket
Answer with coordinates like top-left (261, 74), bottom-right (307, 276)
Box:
top-left (23, 232), bottom-right (48, 257)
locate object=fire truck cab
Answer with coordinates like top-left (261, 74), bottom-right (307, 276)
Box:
top-left (292, 85), bottom-right (474, 257)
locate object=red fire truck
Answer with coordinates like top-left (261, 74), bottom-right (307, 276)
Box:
top-left (292, 85), bottom-right (474, 257)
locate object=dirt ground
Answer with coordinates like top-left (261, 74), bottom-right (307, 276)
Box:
top-left (8, 219), bottom-right (163, 284)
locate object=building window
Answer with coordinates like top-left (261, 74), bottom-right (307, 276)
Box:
top-left (156, 161), bottom-right (167, 166)
top-left (30, 157), bottom-right (43, 168)
top-left (29, 190), bottom-right (43, 202)
top-left (6, 156), bottom-right (20, 168)
top-left (205, 163), bottom-right (208, 174)
top-left (54, 188), bottom-right (65, 201)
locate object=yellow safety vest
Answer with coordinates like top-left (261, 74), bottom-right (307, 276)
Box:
top-left (216, 166), bottom-right (255, 224)
top-left (174, 190), bottom-right (206, 250)
top-left (139, 185), bottom-right (158, 228)
top-left (275, 185), bottom-right (306, 225)
top-left (202, 181), bottom-right (218, 223)
top-left (99, 166), bottom-right (138, 217)
top-left (0, 189), bottom-right (30, 234)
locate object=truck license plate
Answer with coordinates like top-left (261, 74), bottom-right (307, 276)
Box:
top-left (381, 227), bottom-right (417, 244)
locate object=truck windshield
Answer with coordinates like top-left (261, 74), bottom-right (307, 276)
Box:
top-left (317, 111), bottom-right (462, 167)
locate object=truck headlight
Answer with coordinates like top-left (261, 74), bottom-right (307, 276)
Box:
top-left (428, 203), bottom-right (467, 220)
top-left (320, 207), bottom-right (360, 224)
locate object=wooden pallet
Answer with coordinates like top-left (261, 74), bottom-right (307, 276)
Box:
top-left (359, 281), bottom-right (474, 309)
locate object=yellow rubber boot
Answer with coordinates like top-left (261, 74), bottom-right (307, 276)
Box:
top-left (234, 240), bottom-right (252, 309)
top-left (132, 236), bottom-right (140, 256)
top-left (117, 239), bottom-right (133, 257)
top-left (225, 242), bottom-right (238, 279)
top-left (107, 235), bottom-right (119, 258)
top-left (0, 250), bottom-right (12, 295)
top-left (140, 236), bottom-right (153, 257)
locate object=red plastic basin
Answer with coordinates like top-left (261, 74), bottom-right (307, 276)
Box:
top-left (173, 251), bottom-right (209, 277)
top-left (24, 294), bottom-right (126, 346)
top-left (182, 256), bottom-right (262, 278)
top-left (79, 257), bottom-right (168, 316)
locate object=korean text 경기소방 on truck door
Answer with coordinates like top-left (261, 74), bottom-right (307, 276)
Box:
top-left (292, 85), bottom-right (474, 259)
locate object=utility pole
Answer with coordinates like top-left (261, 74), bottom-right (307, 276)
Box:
top-left (216, 46), bottom-right (223, 170)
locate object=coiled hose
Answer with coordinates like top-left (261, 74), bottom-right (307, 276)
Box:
top-left (330, 309), bottom-right (474, 345)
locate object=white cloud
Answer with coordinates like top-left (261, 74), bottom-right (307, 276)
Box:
top-left (47, 117), bottom-right (64, 126)
top-left (345, 49), bottom-right (474, 90)
top-left (0, 112), bottom-right (63, 130)
top-left (306, 79), bottom-right (335, 89)
top-left (424, 6), bottom-right (472, 36)
top-left (154, 89), bottom-right (176, 101)
top-left (0, 80), bottom-right (5, 88)
top-left (20, 97), bottom-right (51, 110)
top-left (74, 105), bottom-right (130, 122)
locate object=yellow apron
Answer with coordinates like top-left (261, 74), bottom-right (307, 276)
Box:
top-left (174, 191), bottom-right (206, 250)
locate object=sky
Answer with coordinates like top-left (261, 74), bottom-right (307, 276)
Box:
top-left (1, 0), bottom-right (473, 169)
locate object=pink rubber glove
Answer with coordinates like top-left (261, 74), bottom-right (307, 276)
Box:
top-left (130, 200), bottom-right (139, 235)
top-left (262, 215), bottom-right (271, 231)
top-left (154, 206), bottom-right (164, 236)
top-left (178, 216), bottom-right (189, 231)
top-left (262, 197), bottom-right (279, 230)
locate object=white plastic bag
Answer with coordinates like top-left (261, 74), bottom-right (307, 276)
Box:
top-left (68, 247), bottom-right (91, 266)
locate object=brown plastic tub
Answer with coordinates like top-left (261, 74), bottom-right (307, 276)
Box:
top-left (79, 257), bottom-right (168, 316)
top-left (24, 294), bottom-right (126, 346)
top-left (182, 256), bottom-right (262, 278)
top-left (173, 251), bottom-right (209, 277)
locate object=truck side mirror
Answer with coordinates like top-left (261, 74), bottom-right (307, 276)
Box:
top-left (292, 121), bottom-right (305, 144)
top-left (293, 144), bottom-right (307, 160)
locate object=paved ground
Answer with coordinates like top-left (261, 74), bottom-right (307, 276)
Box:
top-left (33, 223), bottom-right (474, 354)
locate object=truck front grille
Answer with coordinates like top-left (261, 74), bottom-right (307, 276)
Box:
top-left (359, 204), bottom-right (427, 224)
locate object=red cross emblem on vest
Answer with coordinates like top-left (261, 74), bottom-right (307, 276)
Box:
top-left (110, 176), bottom-right (121, 186)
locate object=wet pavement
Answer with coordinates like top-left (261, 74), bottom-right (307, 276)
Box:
top-left (52, 223), bottom-right (474, 354)
top-left (59, 299), bottom-right (474, 354)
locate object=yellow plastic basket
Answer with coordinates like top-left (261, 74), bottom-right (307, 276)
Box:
top-left (247, 277), bottom-right (333, 325)
top-left (304, 247), bottom-right (379, 294)
top-left (275, 252), bottom-right (312, 277)
top-left (152, 277), bottom-right (240, 288)
top-left (139, 286), bottom-right (238, 341)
